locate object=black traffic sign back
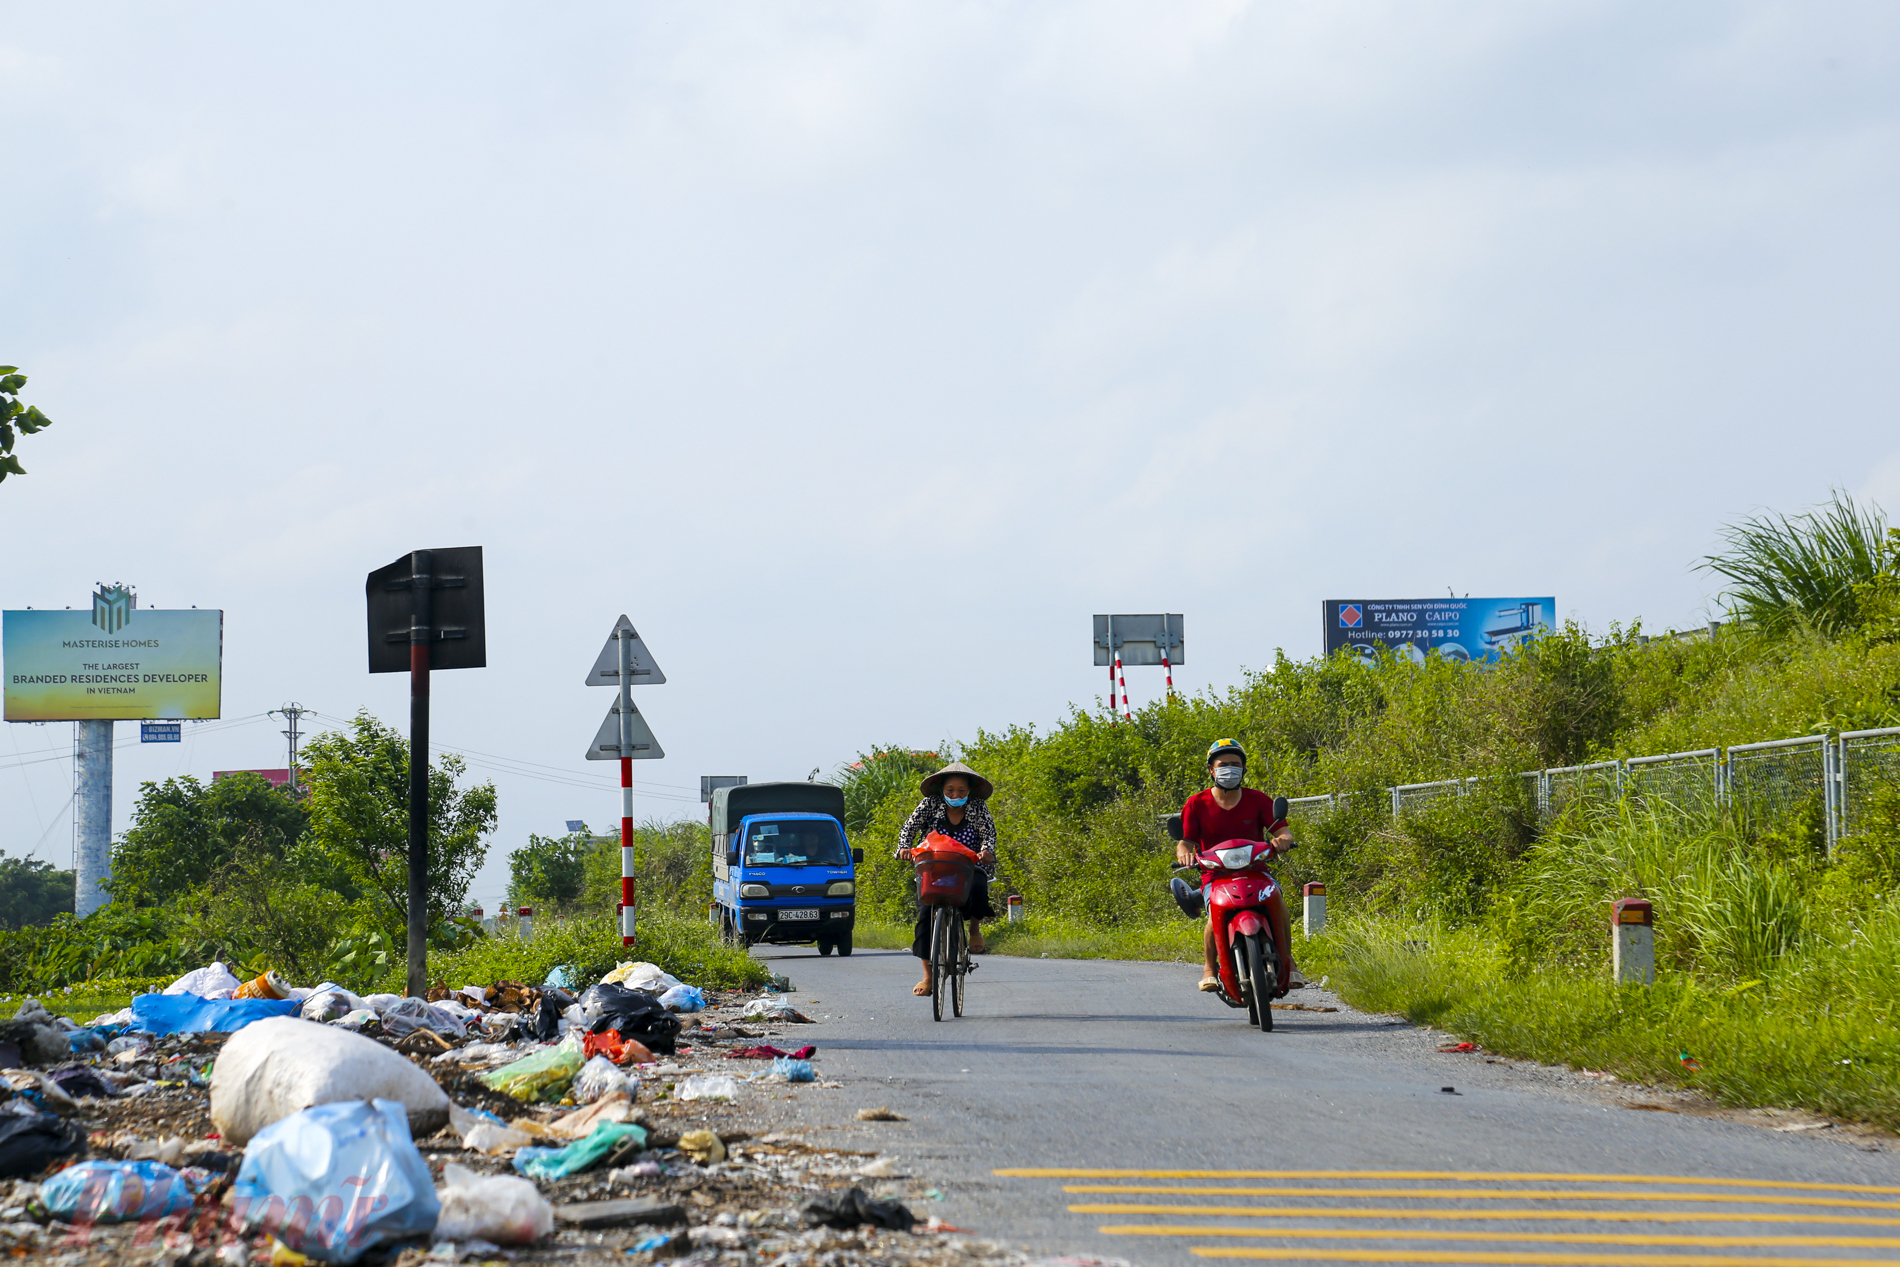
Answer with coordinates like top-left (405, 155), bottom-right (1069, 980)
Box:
top-left (365, 546), bottom-right (487, 673)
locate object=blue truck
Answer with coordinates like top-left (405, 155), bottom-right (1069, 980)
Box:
top-left (710, 781), bottom-right (862, 956)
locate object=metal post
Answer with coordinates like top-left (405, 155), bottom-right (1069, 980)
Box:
top-left (406, 549), bottom-right (432, 999)
top-left (272, 702), bottom-right (307, 794)
top-left (74, 720), bottom-right (114, 917)
top-left (1824, 736), bottom-right (1841, 855)
top-left (1106, 615), bottom-right (1118, 720)
top-left (617, 628), bottom-right (637, 946)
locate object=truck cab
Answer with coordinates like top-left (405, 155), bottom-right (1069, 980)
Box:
top-left (710, 781), bottom-right (862, 956)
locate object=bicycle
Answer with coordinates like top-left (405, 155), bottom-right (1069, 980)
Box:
top-left (913, 833), bottom-right (981, 1022)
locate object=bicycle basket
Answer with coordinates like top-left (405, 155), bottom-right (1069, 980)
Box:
top-left (915, 857), bottom-right (974, 906)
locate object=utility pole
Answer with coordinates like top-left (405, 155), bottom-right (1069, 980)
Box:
top-left (270, 702), bottom-right (308, 794)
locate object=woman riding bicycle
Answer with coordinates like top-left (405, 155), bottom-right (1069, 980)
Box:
top-left (895, 761), bottom-right (998, 997)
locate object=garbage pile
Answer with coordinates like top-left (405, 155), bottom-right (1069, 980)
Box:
top-left (0, 959), bottom-right (1026, 1267)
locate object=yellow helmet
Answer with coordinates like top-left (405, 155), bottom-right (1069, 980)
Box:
top-left (1206, 738), bottom-right (1247, 766)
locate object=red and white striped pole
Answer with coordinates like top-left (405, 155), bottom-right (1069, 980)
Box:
top-left (1161, 646), bottom-right (1174, 698)
top-left (1115, 652), bottom-right (1131, 721)
top-left (615, 629), bottom-right (637, 947)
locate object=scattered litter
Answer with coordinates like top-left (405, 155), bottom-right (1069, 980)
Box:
top-left (856, 1107), bottom-right (907, 1122)
top-left (601, 962), bottom-right (682, 994)
top-left (574, 1054), bottom-right (633, 1104)
top-left (582, 984), bottom-right (682, 1056)
top-left (549, 1091), bottom-right (638, 1140)
top-left (40, 1159), bottom-right (195, 1223)
top-left (1270, 1003), bottom-right (1338, 1012)
top-left (513, 1121), bottom-right (647, 1181)
top-left (481, 1033), bottom-right (586, 1103)
top-left (765, 972), bottom-right (795, 993)
top-left (676, 1128), bottom-right (725, 1165)
top-left (801, 1186), bottom-right (916, 1231)
top-left (124, 1135), bottom-right (188, 1165)
top-left (1679, 1051), bottom-right (1704, 1071)
top-left (434, 1161), bottom-right (555, 1244)
top-left (1773, 1121), bottom-right (1832, 1132)
top-left (856, 1156), bottom-right (899, 1178)
top-left (1440, 1086), bottom-right (1460, 1095)
top-left (544, 966), bottom-right (573, 990)
top-left (554, 1196), bottom-right (685, 1229)
top-left (1438, 1043), bottom-right (1477, 1053)
top-left (630, 1231), bottom-right (692, 1256)
top-left (233, 1098), bottom-right (440, 1264)
top-left (659, 984), bottom-right (706, 1013)
top-left (463, 1122), bottom-right (535, 1155)
top-left (47, 1064), bottom-right (115, 1100)
top-left (923, 1216), bottom-right (970, 1232)
top-left (131, 991), bottom-right (300, 1036)
top-left (211, 1016), bottom-right (451, 1147)
top-left (724, 1044), bottom-right (816, 1061)
top-left (677, 1074), bottom-right (739, 1102)
top-left (742, 997), bottom-right (812, 1023)
top-left (0, 1111), bottom-right (84, 1177)
top-left (382, 997), bottom-right (470, 1040)
top-left (163, 961), bottom-right (242, 998)
top-left (767, 1057), bottom-right (815, 1083)
top-left (233, 970), bottom-right (292, 1001)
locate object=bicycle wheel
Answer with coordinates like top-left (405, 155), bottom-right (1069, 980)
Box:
top-left (929, 906), bottom-right (949, 1023)
top-left (1245, 932), bottom-right (1274, 1032)
top-left (951, 918), bottom-right (966, 1017)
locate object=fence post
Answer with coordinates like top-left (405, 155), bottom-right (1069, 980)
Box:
top-left (1824, 737), bottom-right (1842, 855)
top-left (1612, 897), bottom-right (1654, 986)
top-left (1303, 883), bottom-right (1327, 937)
top-left (1390, 785), bottom-right (1401, 818)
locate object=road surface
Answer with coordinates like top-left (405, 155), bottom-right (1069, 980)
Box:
top-left (754, 944), bottom-right (1900, 1267)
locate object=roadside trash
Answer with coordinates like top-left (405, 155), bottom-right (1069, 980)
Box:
top-left (554, 1196), bottom-right (684, 1229)
top-left (855, 1107), bottom-right (906, 1122)
top-left (544, 966), bottom-right (573, 990)
top-left (856, 1156), bottom-right (898, 1178)
top-left (676, 1074), bottom-right (738, 1102)
top-left (800, 1186), bottom-right (915, 1232)
top-left (600, 962), bottom-right (681, 994)
top-left (40, 1159), bottom-right (195, 1223)
top-left (532, 996), bottom-right (563, 1042)
top-left (0, 1111), bottom-right (85, 1178)
top-left (574, 1055), bottom-right (632, 1104)
top-left (299, 984), bottom-right (367, 1023)
top-left (0, 1039), bottom-right (22, 1069)
top-left (482, 1033), bottom-right (585, 1103)
top-left (1438, 1043), bottom-right (1477, 1052)
top-left (131, 992), bottom-right (300, 1036)
top-left (581, 985), bottom-right (681, 1056)
top-left (105, 1035), bottom-right (150, 1057)
top-left (583, 1031), bottom-right (655, 1065)
top-left (675, 1128), bottom-right (724, 1165)
top-left (434, 1162), bottom-right (554, 1244)
top-left (0, 1016), bottom-right (78, 1067)
top-left (1440, 1086), bottom-right (1460, 1095)
top-left (724, 1045), bottom-right (815, 1061)
top-left (768, 1058), bottom-right (815, 1083)
top-left (164, 961), bottom-right (242, 998)
top-left (550, 1092), bottom-right (636, 1140)
top-left (463, 1122), bottom-right (534, 1155)
top-left (66, 1029), bottom-right (107, 1053)
top-left (610, 1160), bottom-right (664, 1183)
top-left (658, 985), bottom-right (705, 1013)
top-left (125, 1135), bottom-right (187, 1165)
top-left (4, 1070), bottom-right (78, 1115)
top-left (48, 1065), bottom-right (115, 1100)
top-left (211, 1016), bottom-right (451, 1147)
top-left (631, 1230), bottom-right (692, 1256)
top-left (1679, 1051), bottom-right (1704, 1071)
top-left (233, 1098), bottom-right (440, 1263)
top-left (364, 993), bottom-right (403, 1013)
top-left (512, 1121), bottom-right (647, 1181)
top-left (742, 997), bottom-right (812, 1023)
top-left (382, 998), bottom-right (469, 1040)
top-left (234, 971), bottom-right (292, 1001)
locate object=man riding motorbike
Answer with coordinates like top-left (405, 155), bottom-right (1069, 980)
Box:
top-left (895, 760), bottom-right (998, 997)
top-left (1176, 738), bottom-right (1297, 993)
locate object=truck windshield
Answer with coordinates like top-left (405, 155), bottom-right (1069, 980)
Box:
top-left (743, 820), bottom-right (849, 867)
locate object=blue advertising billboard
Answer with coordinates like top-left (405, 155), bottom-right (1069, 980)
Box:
top-left (1322, 598), bottom-right (1554, 665)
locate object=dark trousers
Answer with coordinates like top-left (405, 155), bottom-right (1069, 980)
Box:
top-left (911, 870), bottom-right (993, 959)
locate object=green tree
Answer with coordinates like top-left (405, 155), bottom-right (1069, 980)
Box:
top-left (110, 772), bottom-right (308, 905)
top-left (0, 852), bottom-right (76, 929)
top-left (507, 831), bottom-right (591, 913)
top-left (0, 366), bottom-right (52, 485)
top-left (300, 711), bottom-right (497, 940)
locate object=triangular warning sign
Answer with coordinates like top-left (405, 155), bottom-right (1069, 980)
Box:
top-left (584, 697), bottom-right (665, 761)
top-left (584, 615), bottom-right (666, 687)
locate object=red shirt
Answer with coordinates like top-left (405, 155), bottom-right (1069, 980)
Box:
top-left (1181, 787), bottom-right (1278, 848)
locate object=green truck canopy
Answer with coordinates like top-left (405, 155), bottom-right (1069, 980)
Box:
top-left (710, 781), bottom-right (847, 841)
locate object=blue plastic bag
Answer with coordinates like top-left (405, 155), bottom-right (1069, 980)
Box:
top-left (770, 1057), bottom-right (815, 1083)
top-left (658, 984), bottom-right (705, 1013)
top-left (544, 965), bottom-right (572, 989)
top-left (40, 1160), bottom-right (196, 1223)
top-left (232, 1098), bottom-right (440, 1263)
top-left (131, 992), bottom-right (299, 1035)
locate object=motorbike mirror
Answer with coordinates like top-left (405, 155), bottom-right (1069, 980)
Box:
top-left (1162, 813), bottom-right (1184, 842)
top-left (1272, 795), bottom-right (1289, 823)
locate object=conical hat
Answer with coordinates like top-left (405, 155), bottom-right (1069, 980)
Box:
top-left (919, 760), bottom-right (994, 802)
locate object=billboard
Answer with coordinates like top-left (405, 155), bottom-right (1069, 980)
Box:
top-left (1323, 597), bottom-right (1554, 665)
top-left (4, 608), bottom-right (223, 721)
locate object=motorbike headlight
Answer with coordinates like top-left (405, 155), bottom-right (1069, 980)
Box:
top-left (1214, 844), bottom-right (1258, 871)
top-left (738, 883), bottom-right (771, 899)
top-left (826, 881), bottom-right (855, 897)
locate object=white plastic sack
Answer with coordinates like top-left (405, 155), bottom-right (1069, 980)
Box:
top-left (434, 1162), bottom-right (552, 1245)
top-left (676, 1074), bottom-right (738, 1102)
top-left (600, 961), bottom-right (682, 994)
top-left (572, 1056), bottom-right (631, 1104)
top-left (381, 997), bottom-right (468, 1039)
top-left (210, 1016), bottom-right (451, 1147)
top-left (461, 1122), bottom-right (534, 1155)
top-left (300, 986), bottom-right (369, 1023)
top-left (163, 961), bottom-right (241, 999)
top-left (232, 1098), bottom-right (440, 1263)
top-left (363, 993), bottom-right (403, 1014)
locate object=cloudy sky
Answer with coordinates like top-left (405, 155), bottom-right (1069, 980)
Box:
top-left (3, 2), bottom-right (1897, 911)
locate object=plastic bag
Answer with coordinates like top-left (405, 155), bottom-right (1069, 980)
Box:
top-left (130, 992), bottom-right (300, 1035)
top-left (40, 1159), bottom-right (195, 1223)
top-left (434, 1162), bottom-right (553, 1244)
top-left (768, 1058), bottom-right (815, 1083)
top-left (480, 1034), bottom-right (584, 1102)
top-left (582, 1030), bottom-right (654, 1065)
top-left (511, 1121), bottom-right (646, 1181)
top-left (462, 1122), bottom-right (534, 1155)
top-left (742, 996), bottom-right (812, 1023)
top-left (300, 985), bottom-right (368, 1024)
top-left (232, 1098), bottom-right (440, 1263)
top-left (0, 1112), bottom-right (85, 1179)
top-left (658, 984), bottom-right (705, 1013)
top-left (580, 984), bottom-right (680, 1055)
top-left (210, 1016), bottom-right (450, 1148)
top-left (573, 1055), bottom-right (631, 1104)
top-left (600, 961), bottom-right (681, 994)
top-left (380, 997), bottom-right (467, 1040)
top-left (801, 1185), bottom-right (916, 1231)
top-left (677, 1074), bottom-right (737, 1102)
top-left (163, 961), bottom-right (241, 998)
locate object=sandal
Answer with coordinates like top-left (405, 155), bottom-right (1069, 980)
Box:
top-left (969, 934), bottom-right (987, 954)
top-left (913, 981), bottom-right (932, 996)
top-left (1198, 974), bottom-right (1221, 992)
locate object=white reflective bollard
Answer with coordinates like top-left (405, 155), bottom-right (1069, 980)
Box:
top-left (518, 906), bottom-right (534, 943)
top-left (1302, 882), bottom-right (1327, 937)
top-left (1613, 897), bottom-right (1654, 985)
top-left (1006, 894), bottom-right (1025, 924)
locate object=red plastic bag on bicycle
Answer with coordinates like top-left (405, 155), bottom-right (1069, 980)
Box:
top-left (914, 832), bottom-right (978, 906)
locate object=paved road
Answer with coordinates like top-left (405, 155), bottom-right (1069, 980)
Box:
top-left (755, 944), bottom-right (1900, 1267)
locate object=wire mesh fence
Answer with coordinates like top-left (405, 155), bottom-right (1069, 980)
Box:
top-left (1841, 727), bottom-right (1900, 840)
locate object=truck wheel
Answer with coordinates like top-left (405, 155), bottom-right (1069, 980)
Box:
top-left (838, 934), bottom-right (853, 957)
top-left (817, 938), bottom-right (835, 956)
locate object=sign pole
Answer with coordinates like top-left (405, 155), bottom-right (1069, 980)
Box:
top-left (406, 549), bottom-right (433, 999)
top-left (617, 627), bottom-right (636, 946)
top-left (74, 720), bottom-right (113, 917)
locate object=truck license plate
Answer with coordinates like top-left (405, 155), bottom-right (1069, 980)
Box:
top-left (780, 908), bottom-right (820, 921)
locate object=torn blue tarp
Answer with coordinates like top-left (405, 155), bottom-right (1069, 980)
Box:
top-left (130, 992), bottom-right (300, 1035)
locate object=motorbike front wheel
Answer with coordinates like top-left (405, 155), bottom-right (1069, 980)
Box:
top-left (1245, 932), bottom-right (1274, 1032)
top-left (1234, 936), bottom-right (1259, 1027)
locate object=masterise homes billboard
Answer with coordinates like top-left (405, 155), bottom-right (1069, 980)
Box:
top-left (1322, 597), bottom-right (1554, 666)
top-left (4, 595), bottom-right (223, 721)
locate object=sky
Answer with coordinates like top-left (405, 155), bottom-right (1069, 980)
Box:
top-left (3, 2), bottom-right (1898, 914)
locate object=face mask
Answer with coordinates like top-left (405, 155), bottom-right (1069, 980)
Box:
top-left (1212, 766), bottom-right (1243, 790)
top-left (944, 794), bottom-right (969, 808)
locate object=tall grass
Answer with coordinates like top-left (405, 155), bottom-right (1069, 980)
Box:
top-left (1700, 489), bottom-right (1893, 637)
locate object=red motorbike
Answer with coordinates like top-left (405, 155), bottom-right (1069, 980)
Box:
top-left (1166, 795), bottom-right (1295, 1032)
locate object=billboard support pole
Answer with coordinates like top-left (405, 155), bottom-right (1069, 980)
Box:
top-left (617, 627), bottom-right (636, 947)
top-left (406, 549), bottom-right (433, 999)
top-left (74, 720), bottom-right (113, 917)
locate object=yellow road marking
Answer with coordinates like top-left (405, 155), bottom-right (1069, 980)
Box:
top-left (1069, 1202), bottom-right (1900, 1229)
top-left (1186, 1250), bottom-right (1899, 1266)
top-left (1097, 1222), bottom-right (1900, 1249)
top-left (995, 1168), bottom-right (1900, 1197)
top-left (1058, 1184), bottom-right (1900, 1212)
